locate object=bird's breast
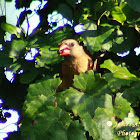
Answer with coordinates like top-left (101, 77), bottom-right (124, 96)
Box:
top-left (72, 57), bottom-right (93, 73)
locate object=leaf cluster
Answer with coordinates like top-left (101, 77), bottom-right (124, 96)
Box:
top-left (1, 0), bottom-right (140, 139)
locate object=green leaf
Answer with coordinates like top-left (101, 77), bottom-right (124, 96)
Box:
top-left (82, 113), bottom-right (99, 139)
top-left (81, 22), bottom-right (115, 54)
top-left (23, 77), bottom-right (61, 119)
top-left (9, 39), bottom-right (28, 58)
top-left (66, 0), bottom-right (76, 8)
top-left (59, 111), bottom-right (71, 127)
top-left (0, 51), bottom-right (12, 66)
top-left (120, 2), bottom-right (140, 24)
top-left (111, 27), bottom-right (136, 53)
top-left (114, 93), bottom-right (131, 119)
top-left (123, 80), bottom-right (140, 106)
top-left (27, 77), bottom-right (61, 99)
top-left (73, 70), bottom-right (109, 95)
top-left (104, 94), bottom-right (114, 117)
top-left (38, 46), bottom-right (62, 66)
top-left (111, 6), bottom-right (126, 25)
top-left (1, 23), bottom-right (22, 38)
top-left (21, 106), bottom-right (68, 140)
top-left (93, 108), bottom-right (114, 140)
top-left (47, 121), bottom-right (68, 140)
top-left (9, 62), bottom-right (21, 73)
top-left (82, 94), bottom-right (115, 139)
top-left (126, 0), bottom-right (140, 13)
top-left (62, 73), bottom-right (112, 138)
top-left (64, 88), bottom-right (101, 116)
top-left (67, 121), bottom-right (86, 140)
top-left (100, 59), bottom-right (137, 89)
top-left (81, 94), bottom-right (115, 139)
top-left (73, 70), bottom-right (95, 93)
top-left (20, 68), bottom-right (39, 84)
top-left (64, 71), bottom-right (110, 116)
top-left (80, 21), bottom-right (97, 54)
top-left (58, 4), bottom-right (73, 21)
top-left (114, 109), bottom-right (139, 139)
top-left (114, 28), bottom-right (124, 45)
top-left (23, 94), bottom-right (55, 119)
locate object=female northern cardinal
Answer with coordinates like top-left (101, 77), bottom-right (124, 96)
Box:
top-left (57, 39), bottom-right (93, 91)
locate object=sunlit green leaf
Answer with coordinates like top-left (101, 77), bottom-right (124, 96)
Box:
top-left (73, 70), bottom-right (109, 95)
top-left (100, 59), bottom-right (137, 89)
top-left (23, 77), bottom-right (61, 119)
top-left (82, 113), bottom-right (100, 139)
top-left (111, 6), bottom-right (126, 25)
top-left (81, 21), bottom-right (115, 54)
top-left (23, 94), bottom-right (55, 119)
top-left (114, 93), bottom-right (131, 119)
top-left (9, 62), bottom-right (21, 73)
top-left (103, 94), bottom-right (114, 117)
top-left (9, 39), bottom-right (28, 58)
top-left (80, 21), bottom-right (97, 54)
top-left (73, 70), bottom-right (95, 92)
top-left (27, 77), bottom-right (61, 99)
top-left (114, 28), bottom-right (124, 45)
top-left (38, 46), bottom-right (62, 66)
top-left (63, 70), bottom-right (111, 116)
top-left (114, 109), bottom-right (139, 139)
top-left (93, 108), bottom-right (113, 140)
top-left (1, 23), bottom-right (23, 38)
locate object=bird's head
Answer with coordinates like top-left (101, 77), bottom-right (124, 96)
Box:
top-left (58, 39), bottom-right (84, 58)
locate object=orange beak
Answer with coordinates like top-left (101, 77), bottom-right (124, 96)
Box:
top-left (58, 43), bottom-right (71, 56)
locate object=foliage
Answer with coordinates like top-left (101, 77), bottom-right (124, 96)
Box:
top-left (1, 0), bottom-right (140, 139)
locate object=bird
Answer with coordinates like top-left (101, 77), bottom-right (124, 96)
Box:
top-left (57, 39), bottom-right (93, 91)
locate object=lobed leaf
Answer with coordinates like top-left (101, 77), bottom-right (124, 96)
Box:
top-left (67, 121), bottom-right (86, 140)
top-left (114, 93), bottom-right (131, 119)
top-left (101, 59), bottom-right (137, 89)
top-left (73, 70), bottom-right (109, 95)
top-left (21, 106), bottom-right (69, 140)
top-left (23, 77), bottom-right (61, 118)
top-left (81, 21), bottom-right (115, 54)
top-left (93, 108), bottom-right (114, 140)
top-left (38, 46), bottom-right (62, 66)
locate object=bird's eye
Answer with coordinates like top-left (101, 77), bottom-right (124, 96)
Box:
top-left (70, 42), bottom-right (75, 47)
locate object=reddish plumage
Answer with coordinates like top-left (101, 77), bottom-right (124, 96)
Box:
top-left (57, 39), bottom-right (93, 91)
